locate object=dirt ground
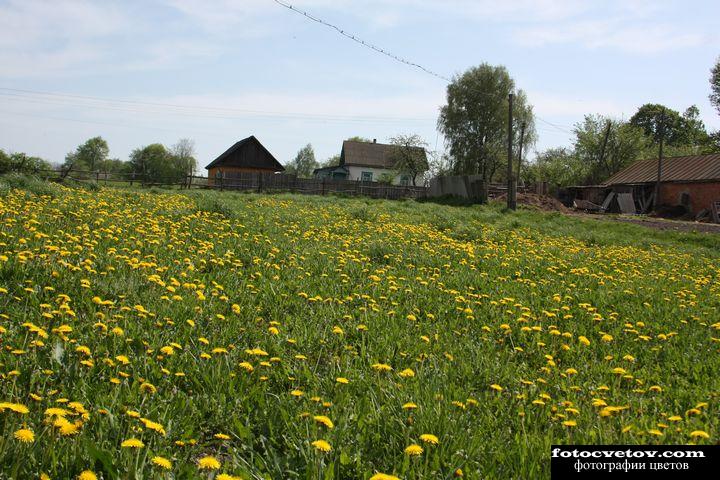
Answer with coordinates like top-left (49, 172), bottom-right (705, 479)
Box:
top-left (570, 212), bottom-right (720, 234)
top-left (492, 193), bottom-right (720, 234)
top-left (494, 193), bottom-right (570, 213)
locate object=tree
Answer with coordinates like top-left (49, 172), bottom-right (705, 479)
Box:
top-left (388, 134), bottom-right (429, 186)
top-left (0, 149), bottom-right (10, 174)
top-left (319, 154), bottom-right (340, 168)
top-left (63, 136), bottom-right (109, 173)
top-left (524, 148), bottom-right (585, 188)
top-left (170, 138), bottom-right (197, 176)
top-left (0, 149), bottom-right (52, 174)
top-left (574, 115), bottom-right (650, 184)
top-left (710, 56), bottom-right (720, 116)
top-left (129, 144), bottom-right (185, 184)
top-left (437, 64), bottom-right (535, 201)
top-left (286, 144), bottom-right (318, 178)
top-left (629, 103), bottom-right (711, 150)
top-left (97, 158), bottom-right (131, 174)
top-left (425, 151), bottom-right (454, 180)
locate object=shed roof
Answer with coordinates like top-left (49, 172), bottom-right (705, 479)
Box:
top-left (341, 140), bottom-right (427, 170)
top-left (205, 136), bottom-right (284, 171)
top-left (603, 153), bottom-right (720, 185)
top-left (312, 165), bottom-right (349, 175)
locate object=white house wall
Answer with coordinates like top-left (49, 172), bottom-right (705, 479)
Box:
top-left (345, 166), bottom-right (415, 185)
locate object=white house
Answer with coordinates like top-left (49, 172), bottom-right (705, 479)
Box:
top-left (313, 139), bottom-right (427, 186)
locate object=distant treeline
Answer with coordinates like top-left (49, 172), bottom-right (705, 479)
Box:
top-left (1, 136), bottom-right (197, 184)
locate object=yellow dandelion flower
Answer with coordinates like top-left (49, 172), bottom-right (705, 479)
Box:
top-left (370, 473), bottom-right (400, 480)
top-left (371, 363), bottom-right (392, 372)
top-left (405, 444), bottom-right (423, 456)
top-left (0, 403), bottom-right (30, 414)
top-left (336, 377), bottom-right (349, 384)
top-left (121, 438), bottom-right (145, 448)
top-left (311, 439), bottom-right (332, 452)
top-left (689, 430), bottom-right (710, 439)
top-left (152, 456), bottom-right (172, 469)
top-left (217, 475), bottom-right (242, 480)
top-left (313, 415), bottom-right (334, 429)
top-left (419, 434), bottom-right (439, 445)
top-left (398, 368), bottom-right (415, 378)
top-left (14, 428), bottom-right (34, 443)
top-left (77, 471), bottom-right (97, 480)
top-left (197, 456), bottom-right (221, 470)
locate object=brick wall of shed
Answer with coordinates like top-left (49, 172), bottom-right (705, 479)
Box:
top-left (658, 182), bottom-right (720, 215)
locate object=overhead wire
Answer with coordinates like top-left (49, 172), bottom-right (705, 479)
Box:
top-left (271, 0), bottom-right (577, 135)
top-left (0, 88), bottom-right (434, 124)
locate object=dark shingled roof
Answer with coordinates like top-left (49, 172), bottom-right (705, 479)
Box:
top-left (205, 136), bottom-right (284, 171)
top-left (340, 140), bottom-right (427, 170)
top-left (603, 153), bottom-right (720, 185)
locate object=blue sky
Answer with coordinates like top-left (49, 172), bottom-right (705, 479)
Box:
top-left (1, 0), bottom-right (719, 170)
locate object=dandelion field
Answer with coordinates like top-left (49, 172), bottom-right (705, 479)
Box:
top-left (0, 179), bottom-right (718, 479)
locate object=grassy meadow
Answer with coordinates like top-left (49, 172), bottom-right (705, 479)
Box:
top-left (0, 175), bottom-right (718, 479)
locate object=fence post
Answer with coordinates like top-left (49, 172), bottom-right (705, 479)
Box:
top-left (95, 171), bottom-right (100, 184)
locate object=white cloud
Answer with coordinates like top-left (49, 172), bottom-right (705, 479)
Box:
top-left (515, 19), bottom-right (706, 54)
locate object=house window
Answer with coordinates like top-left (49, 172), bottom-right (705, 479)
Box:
top-left (400, 175), bottom-right (410, 186)
top-left (361, 171), bottom-right (373, 182)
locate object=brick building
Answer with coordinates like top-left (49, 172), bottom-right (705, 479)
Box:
top-left (602, 153), bottom-right (720, 216)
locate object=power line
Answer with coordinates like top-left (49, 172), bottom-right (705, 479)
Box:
top-left (271, 1), bottom-right (577, 135)
top-left (0, 87), bottom-right (435, 124)
top-left (272, 0), bottom-right (451, 82)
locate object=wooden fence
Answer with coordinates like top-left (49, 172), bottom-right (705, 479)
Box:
top-left (30, 169), bottom-right (428, 200)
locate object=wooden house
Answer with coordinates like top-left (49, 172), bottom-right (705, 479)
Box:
top-left (206, 136), bottom-right (284, 185)
top-left (314, 139), bottom-right (427, 186)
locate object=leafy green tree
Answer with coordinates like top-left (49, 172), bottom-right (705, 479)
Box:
top-left (97, 158), bottom-right (131, 174)
top-left (388, 134), bottom-right (429, 186)
top-left (319, 154), bottom-right (341, 168)
top-left (575, 115), bottom-right (650, 184)
top-left (524, 148), bottom-right (585, 187)
top-left (0, 150), bottom-right (52, 174)
top-left (437, 64), bottom-right (535, 200)
top-left (286, 144), bottom-right (318, 178)
top-left (129, 144), bottom-right (185, 183)
top-left (0, 149), bottom-right (10, 174)
top-left (63, 136), bottom-right (109, 172)
top-left (710, 56), bottom-right (720, 116)
top-left (629, 104), bottom-right (712, 151)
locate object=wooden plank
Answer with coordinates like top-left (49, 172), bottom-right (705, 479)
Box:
top-left (600, 192), bottom-right (615, 212)
top-left (616, 192), bottom-right (636, 214)
top-left (712, 201), bottom-right (720, 223)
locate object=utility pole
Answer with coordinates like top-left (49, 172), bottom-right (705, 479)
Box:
top-left (653, 109), bottom-right (666, 212)
top-left (598, 120), bottom-right (612, 176)
top-left (516, 121), bottom-right (526, 188)
top-left (507, 92), bottom-right (516, 210)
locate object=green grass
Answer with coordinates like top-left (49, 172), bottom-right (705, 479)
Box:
top-left (0, 179), bottom-right (718, 479)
